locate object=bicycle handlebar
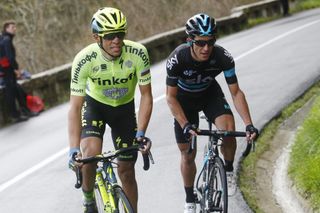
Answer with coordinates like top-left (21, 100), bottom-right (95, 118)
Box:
top-left (196, 129), bottom-right (247, 137)
top-left (188, 129), bottom-right (253, 155)
top-left (73, 143), bottom-right (154, 189)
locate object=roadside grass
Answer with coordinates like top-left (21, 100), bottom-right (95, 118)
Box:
top-left (293, 0), bottom-right (320, 12)
top-left (239, 80), bottom-right (320, 212)
top-left (238, 1), bottom-right (320, 212)
top-left (288, 96), bottom-right (320, 210)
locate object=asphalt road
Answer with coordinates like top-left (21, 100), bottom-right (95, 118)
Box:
top-left (0, 8), bottom-right (320, 213)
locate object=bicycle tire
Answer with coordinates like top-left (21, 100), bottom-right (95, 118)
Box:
top-left (94, 184), bottom-right (106, 213)
top-left (206, 157), bottom-right (228, 213)
top-left (113, 185), bottom-right (134, 213)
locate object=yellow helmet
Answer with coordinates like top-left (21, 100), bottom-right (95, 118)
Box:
top-left (91, 7), bottom-right (127, 36)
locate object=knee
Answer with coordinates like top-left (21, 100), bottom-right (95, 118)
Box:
top-left (181, 152), bottom-right (196, 165)
top-left (118, 162), bottom-right (136, 184)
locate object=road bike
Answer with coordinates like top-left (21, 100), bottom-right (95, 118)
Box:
top-left (190, 116), bottom-right (254, 213)
top-left (73, 142), bottom-right (154, 213)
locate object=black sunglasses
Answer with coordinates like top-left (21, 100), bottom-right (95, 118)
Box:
top-left (193, 39), bottom-right (216, 47)
top-left (102, 32), bottom-right (126, 40)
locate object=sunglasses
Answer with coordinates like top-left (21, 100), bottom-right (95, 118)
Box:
top-left (102, 32), bottom-right (126, 40)
top-left (193, 39), bottom-right (216, 47)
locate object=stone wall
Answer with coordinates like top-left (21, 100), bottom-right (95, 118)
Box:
top-left (0, 0), bottom-right (287, 126)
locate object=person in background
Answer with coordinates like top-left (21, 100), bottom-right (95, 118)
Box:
top-left (165, 13), bottom-right (258, 213)
top-left (0, 20), bottom-right (36, 123)
top-left (280, 0), bottom-right (290, 16)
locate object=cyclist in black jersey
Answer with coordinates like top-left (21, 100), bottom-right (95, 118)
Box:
top-left (68, 7), bottom-right (153, 213)
top-left (166, 13), bottom-right (258, 213)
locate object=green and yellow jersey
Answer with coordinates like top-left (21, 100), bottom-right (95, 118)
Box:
top-left (70, 40), bottom-right (151, 107)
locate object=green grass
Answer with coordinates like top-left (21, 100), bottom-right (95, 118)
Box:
top-left (238, 1), bottom-right (320, 211)
top-left (293, 0), bottom-right (320, 12)
top-left (288, 96), bottom-right (320, 211)
top-left (239, 80), bottom-right (320, 212)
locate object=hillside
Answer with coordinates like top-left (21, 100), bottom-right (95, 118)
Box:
top-left (0, 0), bottom-right (257, 74)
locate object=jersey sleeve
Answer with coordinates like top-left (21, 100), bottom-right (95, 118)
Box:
top-left (70, 50), bottom-right (91, 96)
top-left (166, 50), bottom-right (179, 87)
top-left (136, 45), bottom-right (151, 86)
top-left (219, 47), bottom-right (238, 84)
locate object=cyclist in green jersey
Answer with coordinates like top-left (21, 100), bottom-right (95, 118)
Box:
top-left (68, 7), bottom-right (153, 213)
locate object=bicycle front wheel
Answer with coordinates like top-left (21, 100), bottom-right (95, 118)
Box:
top-left (94, 184), bottom-right (106, 213)
top-left (206, 157), bottom-right (228, 213)
top-left (113, 186), bottom-right (134, 213)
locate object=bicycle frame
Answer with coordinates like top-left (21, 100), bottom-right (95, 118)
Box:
top-left (74, 144), bottom-right (153, 213)
top-left (95, 160), bottom-right (120, 212)
top-left (192, 116), bottom-right (248, 213)
top-left (195, 122), bottom-right (223, 211)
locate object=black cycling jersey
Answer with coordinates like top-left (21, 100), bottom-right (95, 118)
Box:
top-left (166, 43), bottom-right (237, 95)
top-left (166, 43), bottom-right (236, 143)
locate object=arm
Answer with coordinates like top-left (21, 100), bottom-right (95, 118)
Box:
top-left (137, 83), bottom-right (153, 134)
top-left (228, 83), bottom-right (258, 140)
top-left (68, 95), bottom-right (85, 149)
top-left (166, 85), bottom-right (188, 128)
top-left (228, 83), bottom-right (253, 126)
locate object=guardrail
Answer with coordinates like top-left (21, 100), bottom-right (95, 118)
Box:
top-left (0, 0), bottom-right (288, 126)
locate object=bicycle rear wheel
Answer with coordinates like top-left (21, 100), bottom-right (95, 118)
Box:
top-left (206, 157), bottom-right (228, 213)
top-left (113, 186), bottom-right (134, 213)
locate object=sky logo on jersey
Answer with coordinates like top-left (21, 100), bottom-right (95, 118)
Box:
top-left (167, 54), bottom-right (178, 70)
top-left (72, 51), bottom-right (98, 83)
top-left (90, 72), bottom-right (135, 86)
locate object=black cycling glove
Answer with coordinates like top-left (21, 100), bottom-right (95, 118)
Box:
top-left (183, 122), bottom-right (197, 141)
top-left (246, 124), bottom-right (259, 139)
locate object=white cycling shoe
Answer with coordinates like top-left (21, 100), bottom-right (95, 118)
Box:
top-left (184, 202), bottom-right (196, 213)
top-left (226, 171), bottom-right (237, 196)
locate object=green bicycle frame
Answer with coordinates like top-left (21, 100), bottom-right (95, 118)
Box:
top-left (96, 162), bottom-right (118, 212)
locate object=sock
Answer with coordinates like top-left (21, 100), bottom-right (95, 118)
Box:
top-left (185, 186), bottom-right (195, 203)
top-left (224, 160), bottom-right (234, 172)
top-left (82, 189), bottom-right (95, 204)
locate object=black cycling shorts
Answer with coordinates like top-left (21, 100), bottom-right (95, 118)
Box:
top-left (81, 95), bottom-right (137, 161)
top-left (174, 83), bottom-right (233, 143)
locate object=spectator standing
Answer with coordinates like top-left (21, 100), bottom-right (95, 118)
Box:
top-left (280, 0), bottom-right (290, 16)
top-left (0, 20), bottom-right (35, 123)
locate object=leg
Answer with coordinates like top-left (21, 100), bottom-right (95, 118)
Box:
top-left (117, 160), bottom-right (138, 212)
top-left (178, 142), bottom-right (197, 201)
top-left (214, 114), bottom-right (236, 169)
top-left (108, 101), bottom-right (138, 212)
top-left (81, 137), bottom-right (103, 202)
top-left (280, 0), bottom-right (289, 16)
top-left (3, 77), bottom-right (20, 119)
